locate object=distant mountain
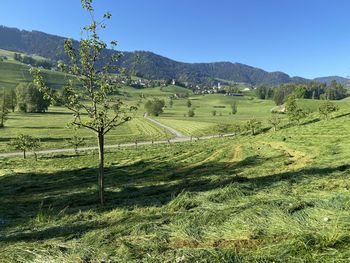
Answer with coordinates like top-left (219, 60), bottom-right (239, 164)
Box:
top-left (314, 76), bottom-right (350, 86)
top-left (0, 25), bottom-right (343, 87)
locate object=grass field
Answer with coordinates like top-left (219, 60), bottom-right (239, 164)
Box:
top-left (1, 111), bottom-right (350, 262)
top-left (1, 83), bottom-right (348, 152)
top-left (0, 106), bottom-right (173, 153)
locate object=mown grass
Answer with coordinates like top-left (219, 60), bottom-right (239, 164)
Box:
top-left (1, 112), bottom-right (350, 262)
top-left (0, 107), bottom-right (172, 152)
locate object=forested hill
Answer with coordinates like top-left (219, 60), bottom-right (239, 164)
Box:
top-left (0, 25), bottom-right (342, 86)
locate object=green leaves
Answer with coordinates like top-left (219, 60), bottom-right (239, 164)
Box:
top-left (319, 100), bottom-right (339, 120)
top-left (9, 134), bottom-right (40, 159)
top-left (81, 0), bottom-right (93, 11)
top-left (285, 94), bottom-right (307, 125)
top-left (31, 0), bottom-right (136, 136)
top-left (103, 12), bottom-right (112, 19)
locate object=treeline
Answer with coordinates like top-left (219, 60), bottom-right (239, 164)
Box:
top-left (0, 83), bottom-right (49, 112)
top-left (13, 53), bottom-right (53, 69)
top-left (256, 80), bottom-right (347, 105)
top-left (0, 83), bottom-right (50, 128)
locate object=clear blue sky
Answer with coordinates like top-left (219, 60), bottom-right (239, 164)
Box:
top-left (1, 0), bottom-right (350, 79)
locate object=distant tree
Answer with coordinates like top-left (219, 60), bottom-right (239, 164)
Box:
top-left (256, 85), bottom-right (273, 99)
top-left (66, 135), bottom-right (86, 155)
top-left (294, 85), bottom-right (307, 98)
top-left (13, 53), bottom-right (21, 61)
top-left (169, 98), bottom-right (173, 108)
top-left (245, 119), bottom-right (262, 135)
top-left (272, 84), bottom-right (296, 105)
top-left (231, 101), bottom-right (237, 115)
top-left (15, 83), bottom-right (50, 113)
top-left (0, 109), bottom-right (8, 128)
top-left (268, 115), bottom-right (282, 131)
top-left (325, 80), bottom-right (347, 100)
top-left (211, 110), bottom-right (217, 116)
top-left (216, 124), bottom-right (230, 136)
top-left (6, 89), bottom-right (16, 112)
top-left (188, 108), bottom-right (195, 117)
top-left (145, 98), bottom-right (165, 116)
top-left (9, 134), bottom-right (39, 159)
top-left (187, 99), bottom-right (192, 108)
top-left (273, 88), bottom-right (285, 105)
top-left (0, 88), bottom-right (9, 128)
top-left (32, 0), bottom-right (137, 205)
top-left (319, 100), bottom-right (339, 120)
top-left (285, 94), bottom-right (307, 125)
top-left (0, 106), bottom-right (8, 129)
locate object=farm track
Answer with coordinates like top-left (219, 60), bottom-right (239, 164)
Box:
top-left (0, 117), bottom-right (235, 158)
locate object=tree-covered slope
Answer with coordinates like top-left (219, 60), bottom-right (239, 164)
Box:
top-left (0, 25), bottom-right (307, 86)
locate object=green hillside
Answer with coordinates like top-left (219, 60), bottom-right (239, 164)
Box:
top-left (1, 112), bottom-right (350, 262)
top-left (0, 49), bottom-right (73, 89)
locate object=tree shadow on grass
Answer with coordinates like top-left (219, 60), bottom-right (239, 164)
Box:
top-left (1, 155), bottom-right (349, 242)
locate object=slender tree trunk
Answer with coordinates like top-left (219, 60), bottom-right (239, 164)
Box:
top-left (23, 149), bottom-right (26, 159)
top-left (97, 132), bottom-right (105, 205)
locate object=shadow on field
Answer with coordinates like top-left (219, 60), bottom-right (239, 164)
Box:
top-left (1, 156), bottom-right (349, 242)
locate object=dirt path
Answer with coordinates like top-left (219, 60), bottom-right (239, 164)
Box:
top-left (144, 116), bottom-right (187, 138)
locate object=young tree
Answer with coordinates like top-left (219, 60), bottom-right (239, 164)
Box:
top-left (66, 135), bottom-right (86, 155)
top-left (285, 94), bottom-right (307, 125)
top-left (144, 98), bottom-right (165, 116)
top-left (268, 115), bottom-right (282, 131)
top-left (188, 108), bottom-right (195, 117)
top-left (9, 134), bottom-right (39, 159)
top-left (30, 137), bottom-right (41, 161)
top-left (319, 100), bottom-right (339, 120)
top-left (32, 0), bottom-right (136, 205)
top-left (169, 98), bottom-right (173, 108)
top-left (187, 99), bottom-right (192, 108)
top-left (231, 101), bottom-right (237, 115)
top-left (245, 119), bottom-right (262, 135)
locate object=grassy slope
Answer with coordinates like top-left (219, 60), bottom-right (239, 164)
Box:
top-left (0, 49), bottom-right (74, 90)
top-left (1, 112), bottom-right (350, 262)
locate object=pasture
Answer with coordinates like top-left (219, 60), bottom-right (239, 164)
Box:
top-left (1, 112), bottom-right (350, 262)
top-left (1, 81), bottom-right (348, 152)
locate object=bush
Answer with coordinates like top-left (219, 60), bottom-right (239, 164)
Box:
top-left (245, 119), bottom-right (262, 135)
top-left (188, 108), bottom-right (195, 117)
top-left (319, 100), bottom-right (339, 120)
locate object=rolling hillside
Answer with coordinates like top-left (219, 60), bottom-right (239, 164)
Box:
top-left (0, 25), bottom-right (314, 86)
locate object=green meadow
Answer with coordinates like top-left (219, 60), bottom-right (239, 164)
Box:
top-left (1, 111), bottom-right (350, 262)
top-left (1, 48), bottom-right (350, 262)
top-left (1, 81), bottom-right (348, 152)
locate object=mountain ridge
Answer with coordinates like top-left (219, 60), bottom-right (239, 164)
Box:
top-left (0, 25), bottom-right (347, 86)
